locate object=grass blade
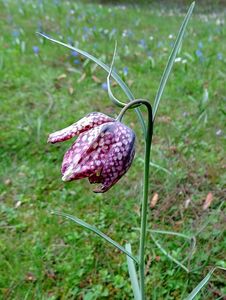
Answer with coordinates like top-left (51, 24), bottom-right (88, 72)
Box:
top-left (52, 211), bottom-right (138, 264)
top-left (149, 229), bottom-right (194, 241)
top-left (150, 235), bottom-right (189, 273)
top-left (149, 161), bottom-right (172, 175)
top-left (137, 158), bottom-right (172, 175)
top-left (37, 32), bottom-right (146, 136)
top-left (185, 267), bottom-right (226, 300)
top-left (153, 1), bottom-right (195, 120)
top-left (125, 243), bottom-right (141, 300)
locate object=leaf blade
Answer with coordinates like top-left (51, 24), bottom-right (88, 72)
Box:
top-left (185, 267), bottom-right (226, 300)
top-left (152, 1), bottom-right (195, 120)
top-left (125, 243), bottom-right (141, 300)
top-left (52, 211), bottom-right (138, 264)
top-left (150, 235), bottom-right (189, 273)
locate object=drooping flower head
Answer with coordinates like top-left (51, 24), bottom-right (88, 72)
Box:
top-left (48, 112), bottom-right (135, 193)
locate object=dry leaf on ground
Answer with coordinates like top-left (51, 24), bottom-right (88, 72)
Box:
top-left (150, 192), bottom-right (159, 208)
top-left (203, 192), bottom-right (213, 210)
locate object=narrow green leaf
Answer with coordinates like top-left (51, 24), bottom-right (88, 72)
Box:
top-left (137, 157), bottom-right (172, 175)
top-left (135, 227), bottom-right (195, 242)
top-left (149, 161), bottom-right (172, 175)
top-left (153, 1), bottom-right (195, 120)
top-left (52, 211), bottom-right (138, 264)
top-left (150, 235), bottom-right (189, 273)
top-left (149, 229), bottom-right (194, 241)
top-left (37, 32), bottom-right (146, 136)
top-left (185, 267), bottom-right (226, 300)
top-left (149, 229), bottom-right (196, 268)
top-left (125, 243), bottom-right (141, 300)
top-left (107, 41), bottom-right (127, 108)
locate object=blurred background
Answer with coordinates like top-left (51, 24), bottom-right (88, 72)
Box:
top-left (0, 0), bottom-right (225, 299)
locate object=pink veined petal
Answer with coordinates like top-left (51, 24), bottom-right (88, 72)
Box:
top-left (94, 146), bottom-right (135, 193)
top-left (61, 122), bottom-right (115, 182)
top-left (93, 122), bottom-right (135, 193)
top-left (48, 112), bottom-right (114, 144)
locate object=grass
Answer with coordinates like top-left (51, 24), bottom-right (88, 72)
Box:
top-left (0, 0), bottom-right (226, 299)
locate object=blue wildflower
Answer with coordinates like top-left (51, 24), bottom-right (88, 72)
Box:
top-left (139, 39), bottom-right (147, 48)
top-left (33, 46), bottom-right (39, 55)
top-left (73, 59), bottom-right (80, 65)
top-left (195, 49), bottom-right (205, 62)
top-left (83, 26), bottom-right (89, 33)
top-left (123, 67), bottom-right (128, 76)
top-left (217, 52), bottom-right (223, 60)
top-left (101, 82), bottom-right (108, 91)
top-left (71, 50), bottom-right (78, 57)
top-left (195, 49), bottom-right (203, 58)
top-left (12, 29), bottom-right (20, 38)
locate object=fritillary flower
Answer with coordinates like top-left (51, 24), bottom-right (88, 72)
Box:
top-left (48, 112), bottom-right (135, 193)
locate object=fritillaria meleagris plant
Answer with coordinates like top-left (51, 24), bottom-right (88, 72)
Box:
top-left (39, 3), bottom-right (195, 299)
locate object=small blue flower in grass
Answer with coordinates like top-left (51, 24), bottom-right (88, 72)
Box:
top-left (71, 50), bottom-right (78, 57)
top-left (195, 49), bottom-right (202, 57)
top-left (139, 39), bottom-right (147, 48)
top-left (123, 67), bottom-right (128, 76)
top-left (12, 29), bottom-right (20, 38)
top-left (83, 26), bottom-right (89, 33)
top-left (33, 46), bottom-right (39, 55)
top-left (217, 52), bottom-right (223, 60)
top-left (195, 49), bottom-right (204, 62)
top-left (101, 82), bottom-right (108, 91)
top-left (73, 59), bottom-right (80, 65)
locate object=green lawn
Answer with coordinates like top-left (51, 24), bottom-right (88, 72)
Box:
top-left (0, 1), bottom-right (225, 299)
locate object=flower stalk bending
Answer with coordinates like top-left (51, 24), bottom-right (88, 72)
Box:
top-left (118, 99), bottom-right (153, 300)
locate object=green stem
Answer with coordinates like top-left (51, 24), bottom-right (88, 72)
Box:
top-left (118, 99), bottom-right (153, 300)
